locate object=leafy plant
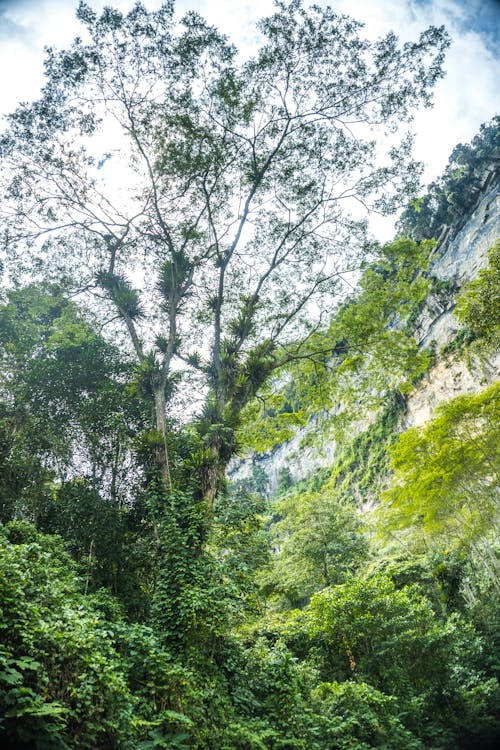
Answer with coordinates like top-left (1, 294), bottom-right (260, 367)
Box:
top-left (379, 381), bottom-right (500, 555)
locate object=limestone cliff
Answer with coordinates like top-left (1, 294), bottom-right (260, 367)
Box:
top-left (417, 177), bottom-right (500, 350)
top-left (229, 174), bottom-right (500, 497)
top-left (403, 176), bottom-right (500, 428)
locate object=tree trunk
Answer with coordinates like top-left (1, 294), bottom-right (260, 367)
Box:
top-left (153, 384), bottom-right (172, 489)
top-left (202, 454), bottom-right (223, 514)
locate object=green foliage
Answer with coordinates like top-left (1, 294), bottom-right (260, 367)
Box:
top-left (276, 466), bottom-right (294, 495)
top-left (150, 487), bottom-right (234, 654)
top-left (455, 239), bottom-right (500, 349)
top-left (0, 284), bottom-right (142, 518)
top-left (303, 573), bottom-right (449, 693)
top-left (0, 284), bottom-right (155, 620)
top-left (250, 464), bottom-right (270, 497)
top-left (440, 325), bottom-right (477, 355)
top-left (240, 238), bottom-right (433, 450)
top-left (1, 0), bottom-right (449, 513)
top-left (379, 381), bottom-right (500, 552)
top-left (263, 570), bottom-right (500, 748)
top-left (263, 489), bottom-right (368, 607)
top-left (0, 5), bottom-right (498, 748)
top-left (96, 270), bottom-right (144, 321)
top-left (398, 116), bottom-right (500, 240)
top-left (312, 681), bottom-right (424, 749)
top-left (308, 238), bottom-right (433, 420)
top-left (224, 638), bottom-right (319, 747)
top-left (0, 401), bottom-right (54, 525)
top-left (39, 479), bottom-right (151, 615)
top-left (212, 485), bottom-right (270, 621)
top-left (328, 393), bottom-right (406, 503)
top-left (0, 521), bottom-right (204, 750)
top-left (238, 393), bottom-right (307, 453)
top-left (0, 522), bottom-right (132, 748)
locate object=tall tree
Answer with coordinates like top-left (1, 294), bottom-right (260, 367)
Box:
top-left (0, 284), bottom-right (141, 512)
top-left (0, 0), bottom-right (449, 507)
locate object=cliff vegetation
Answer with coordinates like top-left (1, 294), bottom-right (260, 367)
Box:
top-left (0, 3), bottom-right (498, 748)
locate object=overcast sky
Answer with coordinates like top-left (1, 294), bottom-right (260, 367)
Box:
top-left (0, 0), bottom-right (498, 239)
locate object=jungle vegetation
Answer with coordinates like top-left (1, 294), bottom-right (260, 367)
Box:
top-left (0, 2), bottom-right (498, 748)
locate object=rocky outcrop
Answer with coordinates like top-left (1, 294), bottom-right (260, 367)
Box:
top-left (416, 179), bottom-right (500, 349)
top-left (403, 350), bottom-right (500, 429)
top-left (229, 415), bottom-right (337, 496)
top-left (229, 177), bottom-right (500, 495)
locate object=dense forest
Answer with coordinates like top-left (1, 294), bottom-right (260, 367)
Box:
top-left (0, 3), bottom-right (498, 748)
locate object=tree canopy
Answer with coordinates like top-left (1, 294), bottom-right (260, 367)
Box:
top-left (0, 0), bottom-right (449, 504)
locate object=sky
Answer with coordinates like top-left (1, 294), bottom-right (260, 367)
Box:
top-left (0, 0), bottom-right (498, 240)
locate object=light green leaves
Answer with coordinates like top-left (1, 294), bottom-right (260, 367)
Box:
top-left (455, 240), bottom-right (500, 349)
top-left (379, 381), bottom-right (500, 550)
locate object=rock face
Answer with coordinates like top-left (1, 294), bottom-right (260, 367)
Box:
top-left (417, 179), bottom-right (500, 350)
top-left (229, 179), bottom-right (500, 495)
top-left (229, 416), bottom-right (337, 497)
top-left (403, 350), bottom-right (500, 429)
